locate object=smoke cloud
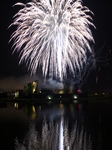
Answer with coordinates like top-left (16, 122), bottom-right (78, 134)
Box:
top-left (0, 75), bottom-right (63, 91)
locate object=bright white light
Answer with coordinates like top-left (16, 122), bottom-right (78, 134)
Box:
top-left (74, 95), bottom-right (78, 99)
top-left (14, 103), bottom-right (18, 109)
top-left (33, 88), bottom-right (35, 93)
top-left (59, 117), bottom-right (64, 150)
top-left (47, 96), bottom-right (52, 100)
top-left (10, 0), bottom-right (95, 81)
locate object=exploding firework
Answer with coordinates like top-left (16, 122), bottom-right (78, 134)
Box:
top-left (67, 44), bottom-right (107, 88)
top-left (10, 0), bottom-right (95, 81)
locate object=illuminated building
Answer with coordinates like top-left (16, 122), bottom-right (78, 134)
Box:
top-left (26, 80), bottom-right (38, 95)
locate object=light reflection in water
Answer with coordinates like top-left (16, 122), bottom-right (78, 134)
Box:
top-left (31, 105), bottom-right (36, 120)
top-left (15, 116), bottom-right (92, 150)
top-left (14, 103), bottom-right (18, 109)
top-left (59, 117), bottom-right (64, 150)
top-left (39, 105), bottom-right (41, 110)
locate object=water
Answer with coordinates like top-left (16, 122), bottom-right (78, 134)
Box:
top-left (0, 99), bottom-right (112, 150)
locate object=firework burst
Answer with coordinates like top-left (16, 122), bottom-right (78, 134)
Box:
top-left (10, 0), bottom-right (95, 81)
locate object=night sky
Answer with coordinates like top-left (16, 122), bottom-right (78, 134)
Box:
top-left (0, 0), bottom-right (112, 92)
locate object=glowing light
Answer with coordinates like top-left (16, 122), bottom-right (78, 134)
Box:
top-left (73, 95), bottom-right (78, 99)
top-left (78, 89), bottom-right (81, 93)
top-left (47, 95), bottom-right (52, 100)
top-left (33, 88), bottom-right (35, 93)
top-left (59, 90), bottom-right (64, 94)
top-left (31, 105), bottom-right (36, 120)
top-left (14, 103), bottom-right (18, 109)
top-left (32, 105), bottom-right (36, 113)
top-left (59, 117), bottom-right (64, 150)
top-left (10, 0), bottom-right (95, 81)
top-left (32, 81), bottom-right (37, 93)
top-left (15, 91), bottom-right (19, 98)
top-left (74, 100), bottom-right (78, 103)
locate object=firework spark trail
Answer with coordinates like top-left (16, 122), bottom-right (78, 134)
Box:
top-left (67, 44), bottom-right (107, 88)
top-left (10, 0), bottom-right (95, 81)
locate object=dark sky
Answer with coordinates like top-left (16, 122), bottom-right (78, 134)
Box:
top-left (0, 0), bottom-right (28, 78)
top-left (0, 0), bottom-right (112, 91)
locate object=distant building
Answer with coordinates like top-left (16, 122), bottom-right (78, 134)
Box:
top-left (26, 80), bottom-right (38, 96)
top-left (15, 90), bottom-right (24, 99)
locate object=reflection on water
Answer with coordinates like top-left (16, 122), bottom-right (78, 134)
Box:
top-left (14, 103), bottom-right (18, 109)
top-left (13, 101), bottom-right (93, 149)
top-left (14, 102), bottom-right (37, 120)
top-left (1, 99), bottom-right (112, 150)
top-left (15, 116), bottom-right (92, 150)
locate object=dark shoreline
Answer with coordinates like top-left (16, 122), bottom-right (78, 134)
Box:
top-left (0, 96), bottom-right (111, 104)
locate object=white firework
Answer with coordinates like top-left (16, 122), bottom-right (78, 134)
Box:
top-left (10, 0), bottom-right (95, 81)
